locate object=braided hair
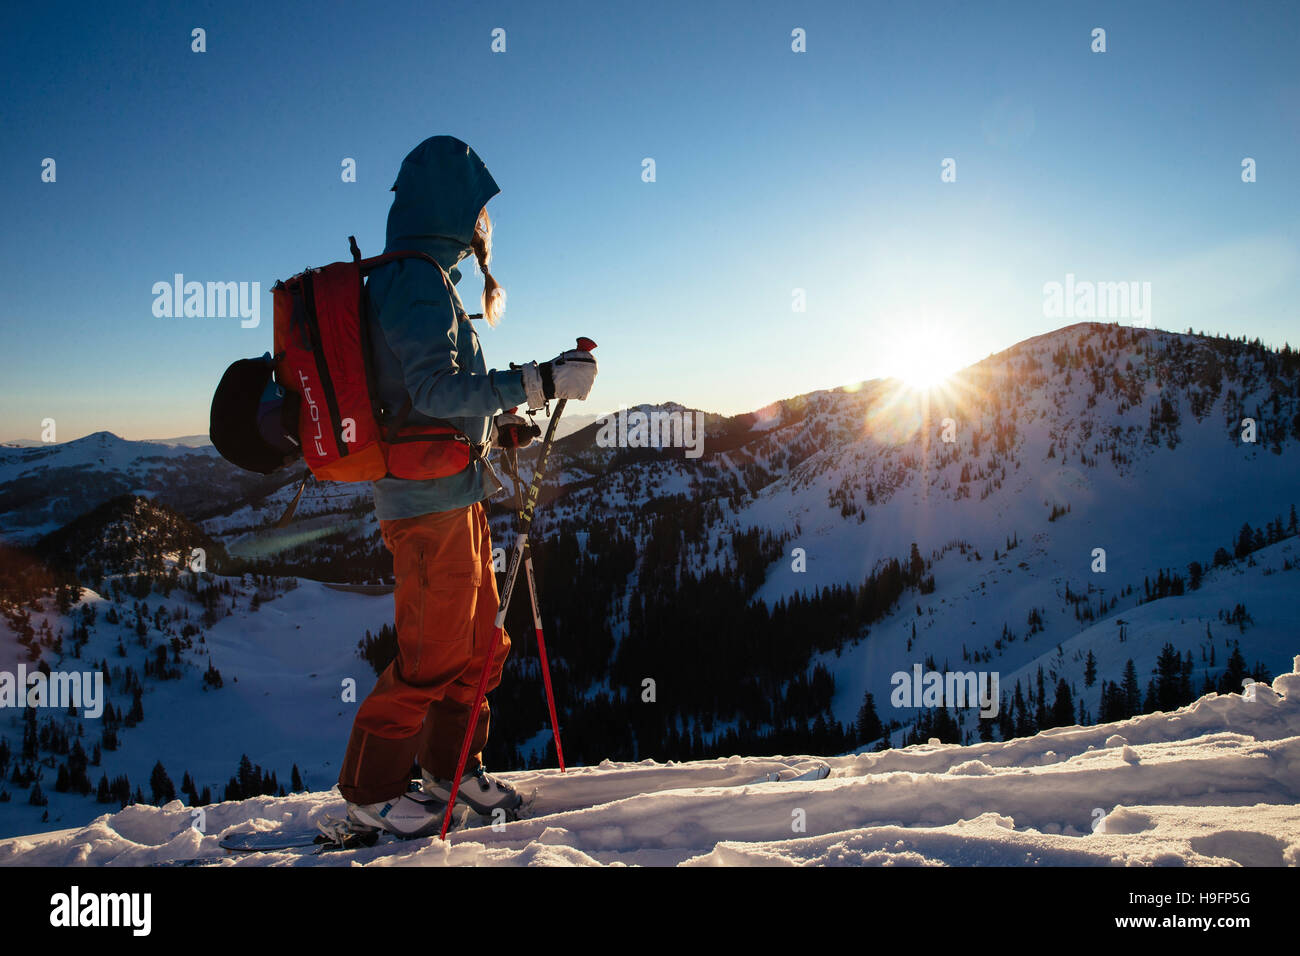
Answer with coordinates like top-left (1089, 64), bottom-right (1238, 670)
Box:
top-left (471, 207), bottom-right (505, 326)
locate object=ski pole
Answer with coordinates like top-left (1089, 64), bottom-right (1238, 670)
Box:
top-left (440, 336), bottom-right (596, 840)
top-left (508, 445), bottom-right (566, 773)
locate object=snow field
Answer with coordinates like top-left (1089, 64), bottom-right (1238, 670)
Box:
top-left (3, 657), bottom-right (1295, 867)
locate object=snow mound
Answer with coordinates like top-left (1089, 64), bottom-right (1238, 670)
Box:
top-left (3, 657), bottom-right (1298, 867)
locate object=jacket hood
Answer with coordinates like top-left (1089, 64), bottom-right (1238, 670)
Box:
top-left (384, 135), bottom-right (500, 284)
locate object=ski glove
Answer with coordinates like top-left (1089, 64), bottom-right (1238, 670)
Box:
top-left (518, 348), bottom-right (598, 410)
top-left (491, 411), bottom-right (540, 449)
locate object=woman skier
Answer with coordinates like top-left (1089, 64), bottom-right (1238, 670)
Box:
top-left (338, 135), bottom-right (597, 836)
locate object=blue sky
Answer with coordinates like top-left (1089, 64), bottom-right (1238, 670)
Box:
top-left (1, 0), bottom-right (1297, 441)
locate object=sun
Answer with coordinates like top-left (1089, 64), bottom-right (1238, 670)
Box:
top-left (885, 325), bottom-right (965, 390)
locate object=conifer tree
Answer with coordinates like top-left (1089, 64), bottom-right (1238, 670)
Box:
top-left (1217, 646), bottom-right (1249, 694)
top-left (236, 754), bottom-right (256, 797)
top-left (149, 762), bottom-right (175, 804)
top-left (997, 695), bottom-right (1014, 740)
top-left (1050, 679), bottom-right (1074, 728)
top-left (930, 706), bottom-right (959, 744)
top-left (854, 692), bottom-right (883, 745)
top-left (1121, 660), bottom-right (1142, 717)
top-left (1013, 682), bottom-right (1033, 737)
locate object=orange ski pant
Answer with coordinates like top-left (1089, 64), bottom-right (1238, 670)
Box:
top-left (338, 501), bottom-right (511, 805)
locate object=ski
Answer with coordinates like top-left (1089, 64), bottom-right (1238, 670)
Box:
top-left (214, 811), bottom-right (415, 855)
top-left (152, 759), bottom-right (823, 864)
top-left (217, 823), bottom-right (380, 855)
top-left (200, 794), bottom-right (534, 861)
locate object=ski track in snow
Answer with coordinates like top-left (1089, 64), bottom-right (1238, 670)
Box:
top-left (3, 659), bottom-right (1297, 867)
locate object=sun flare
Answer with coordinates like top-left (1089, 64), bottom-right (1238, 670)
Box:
top-left (884, 324), bottom-right (966, 390)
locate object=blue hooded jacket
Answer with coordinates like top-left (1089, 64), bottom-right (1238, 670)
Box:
top-left (366, 136), bottom-right (528, 519)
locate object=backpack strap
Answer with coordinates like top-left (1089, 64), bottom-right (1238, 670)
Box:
top-left (356, 248), bottom-right (448, 277)
top-left (350, 237), bottom-right (386, 430)
top-left (349, 239), bottom-right (473, 447)
top-left (385, 396), bottom-right (413, 445)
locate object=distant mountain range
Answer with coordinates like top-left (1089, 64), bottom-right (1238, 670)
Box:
top-left (0, 431), bottom-right (285, 543)
top-left (0, 415), bottom-right (596, 543)
top-left (0, 433), bottom-right (212, 449)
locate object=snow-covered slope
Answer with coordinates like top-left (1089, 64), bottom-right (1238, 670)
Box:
top-left (0, 431), bottom-right (218, 484)
top-left (525, 323), bottom-right (1300, 740)
top-left (828, 514), bottom-right (1300, 742)
top-left (0, 431), bottom-right (289, 543)
top-left (0, 573), bottom-right (388, 839)
top-left (3, 657), bottom-right (1297, 866)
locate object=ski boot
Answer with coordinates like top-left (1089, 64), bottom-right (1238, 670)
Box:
top-left (421, 766), bottom-right (524, 819)
top-left (344, 786), bottom-right (448, 839)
